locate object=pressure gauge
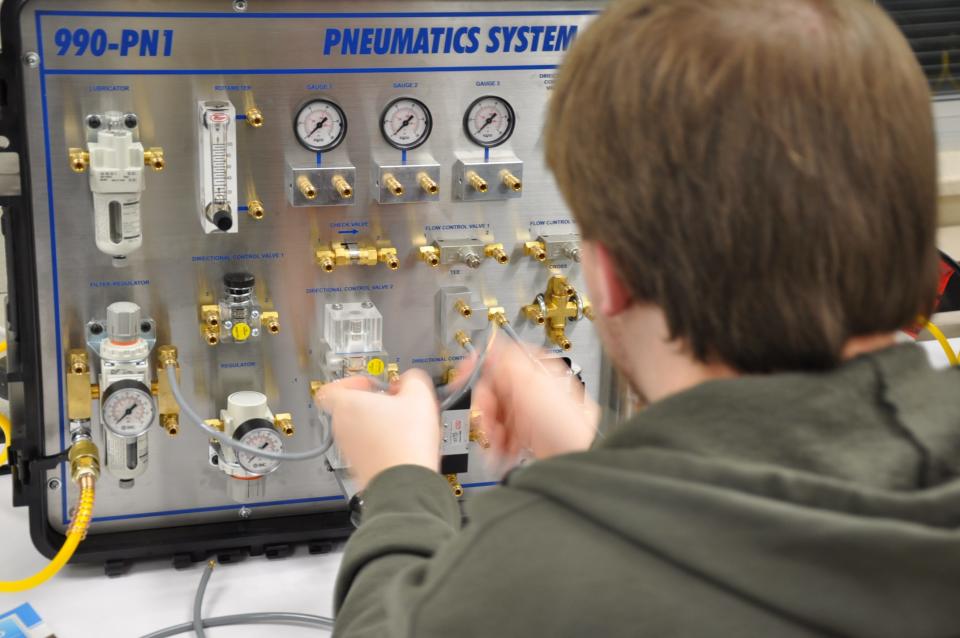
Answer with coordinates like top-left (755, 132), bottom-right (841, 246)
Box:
top-left (100, 379), bottom-right (156, 437)
top-left (380, 97), bottom-right (432, 150)
top-left (464, 96), bottom-right (516, 148)
top-left (233, 418), bottom-right (283, 475)
top-left (294, 99), bottom-right (347, 152)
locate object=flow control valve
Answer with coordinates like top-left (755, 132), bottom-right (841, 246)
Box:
top-left (199, 272), bottom-right (280, 346)
top-left (523, 275), bottom-right (594, 351)
top-left (205, 391), bottom-right (293, 503)
top-left (524, 234), bottom-right (582, 264)
top-left (316, 242), bottom-right (400, 273)
top-left (419, 238), bottom-right (510, 269)
top-left (68, 111), bottom-right (164, 267)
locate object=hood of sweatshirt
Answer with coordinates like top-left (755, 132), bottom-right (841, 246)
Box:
top-left (507, 344), bottom-right (960, 637)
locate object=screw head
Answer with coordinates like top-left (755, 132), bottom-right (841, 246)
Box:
top-left (332, 303), bottom-right (343, 311)
top-left (238, 506), bottom-right (252, 519)
top-left (47, 477), bottom-right (61, 491)
top-left (23, 52), bottom-right (39, 68)
top-left (123, 113), bottom-right (138, 129)
top-left (223, 320), bottom-right (234, 329)
top-left (250, 310), bottom-right (260, 320)
top-left (86, 114), bottom-right (102, 129)
top-left (251, 328), bottom-right (260, 337)
top-left (361, 301), bottom-right (373, 309)
top-left (140, 321), bottom-right (152, 333)
top-left (89, 322), bottom-right (104, 335)
top-left (233, 0), bottom-right (248, 11)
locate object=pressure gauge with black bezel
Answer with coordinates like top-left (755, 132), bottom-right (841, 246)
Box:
top-left (380, 97), bottom-right (433, 150)
top-left (233, 418), bottom-right (284, 476)
top-left (464, 95), bottom-right (516, 148)
top-left (100, 379), bottom-right (156, 437)
top-left (294, 99), bottom-right (348, 152)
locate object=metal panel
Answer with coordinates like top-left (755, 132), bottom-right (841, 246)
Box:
top-left (15, 0), bottom-right (606, 536)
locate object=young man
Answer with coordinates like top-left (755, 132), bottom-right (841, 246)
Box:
top-left (318, 0), bottom-right (960, 635)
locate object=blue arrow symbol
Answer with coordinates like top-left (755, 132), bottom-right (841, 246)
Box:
top-left (338, 229), bottom-right (360, 235)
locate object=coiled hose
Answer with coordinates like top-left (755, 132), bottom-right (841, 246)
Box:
top-left (0, 475), bottom-right (96, 592)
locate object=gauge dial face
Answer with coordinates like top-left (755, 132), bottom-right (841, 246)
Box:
top-left (235, 420), bottom-right (283, 475)
top-left (380, 98), bottom-right (432, 150)
top-left (101, 380), bottom-right (156, 437)
top-left (294, 99), bottom-right (347, 152)
top-left (464, 96), bottom-right (516, 147)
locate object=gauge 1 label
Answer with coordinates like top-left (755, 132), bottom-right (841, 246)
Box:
top-left (381, 98), bottom-right (432, 150)
top-left (464, 96), bottom-right (516, 148)
top-left (295, 99), bottom-right (347, 152)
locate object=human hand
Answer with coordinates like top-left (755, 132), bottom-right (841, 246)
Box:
top-left (315, 370), bottom-right (440, 490)
top-left (460, 342), bottom-right (599, 460)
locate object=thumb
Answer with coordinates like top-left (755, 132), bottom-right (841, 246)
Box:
top-left (395, 368), bottom-right (438, 402)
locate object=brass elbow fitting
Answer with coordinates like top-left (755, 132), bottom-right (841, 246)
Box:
top-left (245, 106), bottom-right (265, 128)
top-left (487, 306), bottom-right (509, 328)
top-left (274, 413), bottom-right (295, 437)
top-left (524, 241), bottom-right (548, 263)
top-left (69, 438), bottom-right (101, 485)
top-left (332, 174), bottom-right (353, 200)
top-left (386, 363), bottom-right (401, 384)
top-left (455, 300), bottom-right (473, 318)
top-left (469, 419), bottom-right (490, 449)
top-left (484, 243), bottom-right (509, 265)
top-left (383, 173), bottom-right (405, 197)
top-left (297, 175), bottom-right (318, 200)
top-left (143, 147), bottom-right (165, 171)
top-left (262, 311), bottom-right (281, 335)
top-left (549, 327), bottom-right (573, 351)
top-left (201, 305), bottom-right (220, 329)
top-left (316, 247), bottom-right (337, 273)
top-left (68, 148), bottom-right (90, 173)
top-left (419, 246), bottom-right (441, 268)
top-left (500, 170), bottom-right (522, 193)
top-left (446, 474), bottom-right (464, 497)
top-left (418, 172), bottom-right (439, 195)
top-left (247, 199), bottom-right (265, 220)
top-left (466, 171), bottom-right (488, 193)
top-left (378, 247), bottom-right (401, 271)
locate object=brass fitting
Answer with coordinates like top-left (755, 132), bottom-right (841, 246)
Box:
top-left (419, 246), bottom-right (441, 268)
top-left (297, 175), bottom-right (318, 200)
top-left (316, 248), bottom-right (336, 273)
top-left (245, 106), bottom-right (265, 128)
top-left (262, 311), bottom-right (281, 335)
top-left (378, 247), bottom-right (401, 271)
top-left (205, 418), bottom-right (225, 432)
top-left (487, 306), bottom-right (509, 328)
top-left (583, 302), bottom-right (596, 321)
top-left (160, 414), bottom-right (180, 437)
top-left (201, 304), bottom-right (220, 328)
top-left (69, 438), bottom-right (101, 485)
top-left (143, 147), bottom-right (165, 171)
top-left (446, 474), bottom-right (464, 497)
top-left (274, 413), bottom-right (295, 437)
top-left (550, 328), bottom-right (573, 351)
top-left (523, 304), bottom-right (546, 325)
top-left (68, 148), bottom-right (90, 173)
top-left (247, 199), bottom-right (266, 220)
top-left (386, 363), bottom-right (401, 384)
top-left (444, 368), bottom-right (458, 384)
top-left (455, 300), bottom-right (473, 318)
top-left (484, 243), bottom-right (510, 265)
top-left (66, 350), bottom-right (93, 422)
top-left (500, 169), bottom-right (522, 192)
top-left (524, 240), bottom-right (548, 263)
top-left (309, 380), bottom-right (324, 396)
top-left (418, 172), bottom-right (439, 195)
top-left (332, 174), bottom-right (353, 200)
top-left (203, 326), bottom-right (220, 346)
top-left (466, 171), bottom-right (488, 193)
top-left (469, 413), bottom-right (490, 449)
top-left (156, 345), bottom-right (181, 435)
top-left (383, 173), bottom-right (405, 197)
top-left (454, 330), bottom-right (472, 350)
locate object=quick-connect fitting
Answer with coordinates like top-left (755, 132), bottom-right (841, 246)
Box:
top-left (68, 437), bottom-right (101, 486)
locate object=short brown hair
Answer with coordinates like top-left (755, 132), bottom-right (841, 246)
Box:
top-left (546, 0), bottom-right (939, 372)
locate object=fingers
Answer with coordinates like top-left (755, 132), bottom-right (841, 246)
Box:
top-left (396, 368), bottom-right (439, 403)
top-left (315, 376), bottom-right (375, 414)
top-left (449, 352), bottom-right (480, 390)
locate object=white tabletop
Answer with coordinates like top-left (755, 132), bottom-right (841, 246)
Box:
top-left (0, 472), bottom-right (343, 637)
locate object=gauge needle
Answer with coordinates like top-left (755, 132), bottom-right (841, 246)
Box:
top-left (477, 113), bottom-right (498, 133)
top-left (395, 114), bottom-right (415, 133)
top-left (259, 442), bottom-right (270, 450)
top-left (309, 117), bottom-right (328, 136)
top-left (117, 403), bottom-right (137, 423)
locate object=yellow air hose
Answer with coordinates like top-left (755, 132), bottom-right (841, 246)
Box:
top-left (0, 438), bottom-right (99, 593)
top-left (925, 321), bottom-right (959, 367)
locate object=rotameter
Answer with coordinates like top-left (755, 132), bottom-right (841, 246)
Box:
top-left (0, 0), bottom-right (607, 572)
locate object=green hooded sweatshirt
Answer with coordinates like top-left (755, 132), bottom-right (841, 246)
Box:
top-left (333, 344), bottom-right (960, 637)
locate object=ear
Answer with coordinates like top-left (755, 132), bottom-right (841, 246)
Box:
top-left (582, 241), bottom-right (632, 316)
